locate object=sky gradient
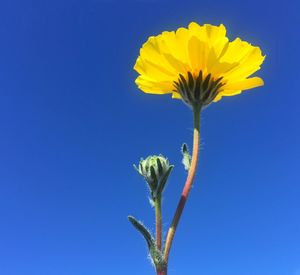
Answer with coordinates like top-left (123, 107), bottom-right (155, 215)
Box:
top-left (0, 0), bottom-right (299, 274)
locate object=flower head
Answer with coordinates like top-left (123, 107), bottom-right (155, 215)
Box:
top-left (134, 23), bottom-right (265, 107)
top-left (135, 155), bottom-right (173, 200)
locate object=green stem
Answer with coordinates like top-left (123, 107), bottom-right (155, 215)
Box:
top-left (155, 196), bottom-right (162, 251)
top-left (155, 196), bottom-right (165, 274)
top-left (163, 106), bottom-right (201, 264)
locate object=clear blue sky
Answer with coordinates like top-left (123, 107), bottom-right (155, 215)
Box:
top-left (0, 0), bottom-right (299, 274)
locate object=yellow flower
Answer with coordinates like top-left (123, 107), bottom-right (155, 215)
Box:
top-left (134, 22), bottom-right (265, 107)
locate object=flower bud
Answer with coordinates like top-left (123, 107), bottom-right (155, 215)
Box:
top-left (135, 155), bottom-right (173, 200)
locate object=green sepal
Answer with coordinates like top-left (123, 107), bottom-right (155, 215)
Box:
top-left (156, 165), bottom-right (174, 196)
top-left (128, 215), bottom-right (165, 269)
top-left (133, 163), bottom-right (156, 195)
top-left (133, 164), bottom-right (141, 175)
top-left (150, 166), bottom-right (158, 190)
top-left (156, 158), bottom-right (163, 175)
top-left (181, 143), bottom-right (191, 171)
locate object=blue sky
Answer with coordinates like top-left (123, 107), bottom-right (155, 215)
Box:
top-left (0, 0), bottom-right (299, 274)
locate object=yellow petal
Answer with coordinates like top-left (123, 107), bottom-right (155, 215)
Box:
top-left (219, 39), bottom-right (265, 80)
top-left (223, 77), bottom-right (264, 91)
top-left (188, 36), bottom-right (208, 73)
top-left (188, 23), bottom-right (227, 44)
top-left (138, 36), bottom-right (177, 75)
top-left (135, 76), bottom-right (174, 94)
top-left (172, 92), bottom-right (182, 99)
top-left (213, 90), bottom-right (242, 102)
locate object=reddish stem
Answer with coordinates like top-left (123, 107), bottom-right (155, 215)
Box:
top-left (157, 268), bottom-right (166, 275)
top-left (163, 106), bottom-right (201, 264)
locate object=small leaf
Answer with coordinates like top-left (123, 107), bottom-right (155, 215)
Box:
top-left (128, 216), bottom-right (154, 249)
top-left (128, 216), bottom-right (165, 269)
top-left (181, 143), bottom-right (191, 171)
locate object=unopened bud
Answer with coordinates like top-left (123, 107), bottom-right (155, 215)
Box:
top-left (135, 155), bottom-right (173, 200)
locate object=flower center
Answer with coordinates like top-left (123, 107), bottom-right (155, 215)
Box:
top-left (173, 71), bottom-right (225, 107)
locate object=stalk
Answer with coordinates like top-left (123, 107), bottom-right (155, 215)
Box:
top-left (163, 106), bottom-right (201, 264)
top-left (155, 196), bottom-right (162, 251)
